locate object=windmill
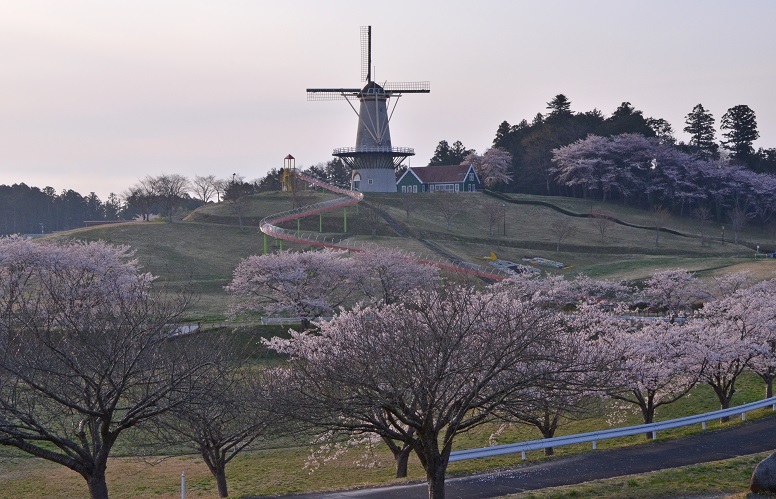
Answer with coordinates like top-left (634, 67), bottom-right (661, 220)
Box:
top-left (307, 26), bottom-right (430, 192)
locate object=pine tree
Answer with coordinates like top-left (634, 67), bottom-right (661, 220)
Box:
top-left (493, 121), bottom-right (512, 149)
top-left (546, 94), bottom-right (572, 118)
top-left (721, 104), bottom-right (759, 165)
top-left (683, 104), bottom-right (718, 159)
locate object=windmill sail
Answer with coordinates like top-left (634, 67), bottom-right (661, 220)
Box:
top-left (306, 26), bottom-right (430, 192)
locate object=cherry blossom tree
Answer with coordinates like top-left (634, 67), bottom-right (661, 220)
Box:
top-left (350, 247), bottom-right (439, 305)
top-left (741, 279), bottom-right (776, 397)
top-left (0, 237), bottom-right (214, 499)
top-left (158, 363), bottom-right (279, 498)
top-left (462, 147), bottom-right (513, 188)
top-left (688, 286), bottom-right (765, 420)
top-left (641, 269), bottom-right (710, 322)
top-left (498, 301), bottom-right (620, 454)
top-left (225, 248), bottom-right (354, 329)
top-left (265, 284), bottom-right (579, 499)
top-left (608, 320), bottom-right (700, 433)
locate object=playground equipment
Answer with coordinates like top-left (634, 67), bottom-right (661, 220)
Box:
top-left (522, 256), bottom-right (572, 270)
top-left (281, 154), bottom-right (296, 193)
top-left (258, 169), bottom-right (511, 280)
top-left (481, 251), bottom-right (540, 275)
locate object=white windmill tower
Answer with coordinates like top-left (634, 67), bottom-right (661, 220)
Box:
top-left (307, 26), bottom-right (430, 192)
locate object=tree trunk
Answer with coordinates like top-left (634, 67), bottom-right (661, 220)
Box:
top-left (767, 377), bottom-right (774, 399)
top-left (215, 467), bottom-right (229, 498)
top-left (641, 400), bottom-right (655, 439)
top-left (426, 465), bottom-right (447, 499)
top-left (395, 446), bottom-right (411, 478)
top-left (715, 389), bottom-right (734, 423)
top-left (87, 471), bottom-right (110, 499)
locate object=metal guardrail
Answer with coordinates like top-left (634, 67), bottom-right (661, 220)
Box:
top-left (449, 396), bottom-right (776, 462)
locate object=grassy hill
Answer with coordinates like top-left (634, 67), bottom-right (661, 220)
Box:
top-left (19, 188), bottom-right (776, 497)
top-left (45, 190), bottom-right (776, 320)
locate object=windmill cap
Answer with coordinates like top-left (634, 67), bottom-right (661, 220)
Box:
top-left (360, 81), bottom-right (387, 96)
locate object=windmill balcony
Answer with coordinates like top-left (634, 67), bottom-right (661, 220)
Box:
top-left (333, 146), bottom-right (415, 155)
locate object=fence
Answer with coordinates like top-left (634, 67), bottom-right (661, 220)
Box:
top-left (449, 396), bottom-right (776, 462)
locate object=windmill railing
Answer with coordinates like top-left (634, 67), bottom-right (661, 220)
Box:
top-left (333, 146), bottom-right (415, 155)
top-left (257, 172), bottom-right (512, 281)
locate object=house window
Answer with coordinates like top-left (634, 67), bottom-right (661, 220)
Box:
top-left (468, 173), bottom-right (474, 181)
top-left (368, 179), bottom-right (373, 185)
top-left (412, 185), bottom-right (417, 193)
top-left (468, 184), bottom-right (474, 192)
top-left (455, 184), bottom-right (459, 192)
top-left (401, 186), bottom-right (406, 193)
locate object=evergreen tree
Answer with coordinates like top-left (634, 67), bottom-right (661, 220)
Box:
top-left (598, 102), bottom-right (654, 137)
top-left (683, 104), bottom-right (718, 159)
top-left (721, 104), bottom-right (759, 166)
top-left (429, 139), bottom-right (473, 165)
top-left (646, 117), bottom-right (675, 144)
top-left (493, 121), bottom-right (512, 149)
top-left (546, 94), bottom-right (572, 119)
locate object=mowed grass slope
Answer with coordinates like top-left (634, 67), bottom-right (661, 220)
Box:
top-left (0, 370), bottom-right (771, 498)
top-left (6, 188), bottom-right (776, 496)
top-left (44, 190), bottom-right (776, 319)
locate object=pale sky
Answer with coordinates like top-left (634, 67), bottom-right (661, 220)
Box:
top-left (2, 0), bottom-right (775, 199)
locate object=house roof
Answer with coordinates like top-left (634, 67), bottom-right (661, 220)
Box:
top-left (406, 164), bottom-right (476, 184)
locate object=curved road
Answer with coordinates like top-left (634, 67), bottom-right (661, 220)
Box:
top-left (264, 415), bottom-right (776, 498)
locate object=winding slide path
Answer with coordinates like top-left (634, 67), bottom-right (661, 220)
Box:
top-left (258, 171), bottom-right (510, 280)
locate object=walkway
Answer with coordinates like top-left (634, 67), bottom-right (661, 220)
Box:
top-left (263, 415), bottom-right (776, 498)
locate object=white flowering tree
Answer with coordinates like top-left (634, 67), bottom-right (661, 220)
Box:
top-left (350, 247), bottom-right (440, 305)
top-left (608, 320), bottom-right (700, 432)
top-left (265, 284), bottom-right (574, 499)
top-left (741, 279), bottom-right (776, 397)
top-left (497, 301), bottom-right (620, 454)
top-left (226, 248), bottom-right (354, 329)
top-left (0, 237), bottom-right (214, 499)
top-left (641, 269), bottom-right (710, 321)
top-left (463, 147), bottom-right (513, 188)
top-left (688, 285), bottom-right (767, 420)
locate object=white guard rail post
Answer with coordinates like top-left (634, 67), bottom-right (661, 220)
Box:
top-left (449, 396), bottom-right (776, 462)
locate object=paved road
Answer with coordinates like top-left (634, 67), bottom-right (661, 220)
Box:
top-left (265, 415), bottom-right (776, 498)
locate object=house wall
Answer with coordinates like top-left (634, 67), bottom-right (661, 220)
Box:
top-left (397, 174), bottom-right (422, 193)
top-left (353, 168), bottom-right (399, 192)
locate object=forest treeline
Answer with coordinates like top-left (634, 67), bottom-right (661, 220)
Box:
top-left (431, 95), bottom-right (776, 228)
top-left (3, 95), bottom-right (775, 236)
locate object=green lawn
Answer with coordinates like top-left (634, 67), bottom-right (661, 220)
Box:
top-left (17, 191), bottom-right (775, 497)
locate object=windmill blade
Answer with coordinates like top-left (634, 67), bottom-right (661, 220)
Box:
top-left (360, 26), bottom-right (371, 82)
top-left (383, 81), bottom-right (431, 93)
top-left (307, 88), bottom-right (361, 101)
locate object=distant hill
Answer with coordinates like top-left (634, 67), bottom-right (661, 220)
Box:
top-left (44, 190), bottom-right (776, 320)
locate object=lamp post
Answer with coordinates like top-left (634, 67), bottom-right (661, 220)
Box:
top-left (501, 203), bottom-right (506, 236)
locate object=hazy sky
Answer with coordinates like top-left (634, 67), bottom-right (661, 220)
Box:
top-left (2, 1), bottom-right (775, 199)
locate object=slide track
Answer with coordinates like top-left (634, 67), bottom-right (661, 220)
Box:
top-left (258, 171), bottom-right (510, 280)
